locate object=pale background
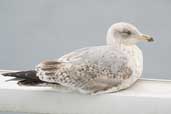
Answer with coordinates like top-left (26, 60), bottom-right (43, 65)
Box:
top-left (0, 0), bottom-right (170, 80)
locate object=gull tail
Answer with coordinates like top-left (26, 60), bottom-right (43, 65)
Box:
top-left (2, 70), bottom-right (44, 85)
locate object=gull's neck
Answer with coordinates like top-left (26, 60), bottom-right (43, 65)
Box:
top-left (106, 26), bottom-right (124, 47)
top-left (106, 26), bottom-right (116, 45)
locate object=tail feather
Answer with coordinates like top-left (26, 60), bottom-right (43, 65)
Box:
top-left (2, 70), bottom-right (40, 81)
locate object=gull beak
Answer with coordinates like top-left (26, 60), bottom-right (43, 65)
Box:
top-left (137, 34), bottom-right (154, 42)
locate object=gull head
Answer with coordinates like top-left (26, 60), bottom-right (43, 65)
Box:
top-left (106, 22), bottom-right (154, 45)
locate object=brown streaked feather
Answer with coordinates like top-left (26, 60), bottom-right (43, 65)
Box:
top-left (41, 67), bottom-right (58, 71)
top-left (116, 65), bottom-right (132, 80)
top-left (36, 60), bottom-right (66, 81)
top-left (41, 60), bottom-right (61, 66)
top-left (37, 60), bottom-right (64, 71)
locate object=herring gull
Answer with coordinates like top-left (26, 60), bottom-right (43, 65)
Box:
top-left (2, 22), bottom-right (154, 95)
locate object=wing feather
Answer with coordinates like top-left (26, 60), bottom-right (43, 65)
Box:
top-left (36, 46), bottom-right (132, 94)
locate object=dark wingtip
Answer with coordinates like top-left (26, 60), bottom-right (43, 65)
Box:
top-left (2, 72), bottom-right (19, 76)
top-left (1, 70), bottom-right (38, 80)
top-left (1, 72), bottom-right (13, 76)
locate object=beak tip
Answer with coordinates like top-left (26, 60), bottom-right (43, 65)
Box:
top-left (148, 37), bottom-right (154, 42)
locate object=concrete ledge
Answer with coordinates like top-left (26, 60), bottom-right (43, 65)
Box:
top-left (0, 70), bottom-right (171, 114)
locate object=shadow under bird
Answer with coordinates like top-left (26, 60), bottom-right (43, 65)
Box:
top-left (2, 22), bottom-right (154, 95)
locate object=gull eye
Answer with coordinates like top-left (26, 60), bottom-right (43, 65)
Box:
top-left (122, 30), bottom-right (131, 35)
top-left (120, 30), bottom-right (132, 38)
top-left (126, 31), bottom-right (131, 35)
